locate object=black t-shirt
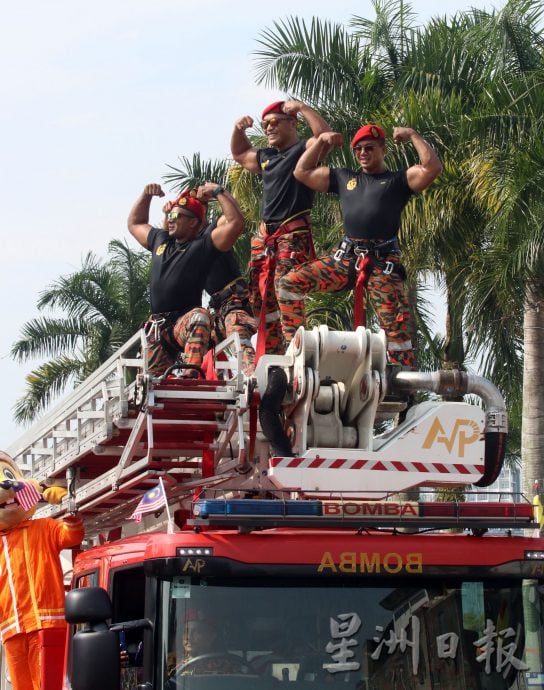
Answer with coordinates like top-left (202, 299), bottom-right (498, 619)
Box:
top-left (256, 139), bottom-right (314, 222)
top-left (147, 227), bottom-right (221, 314)
top-left (329, 168), bottom-right (413, 240)
top-left (201, 222), bottom-right (243, 296)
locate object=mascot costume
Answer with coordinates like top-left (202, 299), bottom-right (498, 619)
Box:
top-left (0, 449), bottom-right (84, 690)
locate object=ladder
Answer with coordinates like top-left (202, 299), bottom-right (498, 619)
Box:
top-left (9, 329), bottom-right (254, 538)
top-left (8, 324), bottom-right (509, 539)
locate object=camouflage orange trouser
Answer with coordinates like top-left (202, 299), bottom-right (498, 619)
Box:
top-left (277, 253), bottom-right (415, 367)
top-left (249, 227), bottom-right (315, 355)
top-left (217, 308), bottom-right (257, 376)
top-left (146, 307), bottom-right (211, 376)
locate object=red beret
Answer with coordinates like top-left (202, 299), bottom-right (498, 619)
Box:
top-left (351, 124), bottom-right (386, 148)
top-left (261, 101), bottom-right (285, 119)
top-left (171, 189), bottom-right (205, 223)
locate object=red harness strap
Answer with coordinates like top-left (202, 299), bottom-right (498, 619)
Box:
top-left (254, 215), bottom-right (312, 361)
top-left (353, 253), bottom-right (373, 328)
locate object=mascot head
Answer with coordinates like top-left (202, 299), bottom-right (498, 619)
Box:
top-left (0, 450), bottom-right (40, 529)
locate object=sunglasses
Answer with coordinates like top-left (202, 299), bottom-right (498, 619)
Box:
top-left (261, 116), bottom-right (293, 130)
top-left (168, 211), bottom-right (195, 221)
top-left (353, 143), bottom-right (380, 153)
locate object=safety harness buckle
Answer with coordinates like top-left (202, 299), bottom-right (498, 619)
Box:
top-left (334, 238), bottom-right (353, 262)
top-left (383, 261), bottom-right (394, 275)
top-left (145, 317), bottom-right (166, 341)
top-left (355, 253), bottom-right (368, 271)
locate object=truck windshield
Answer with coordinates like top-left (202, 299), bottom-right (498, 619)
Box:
top-left (159, 576), bottom-right (544, 690)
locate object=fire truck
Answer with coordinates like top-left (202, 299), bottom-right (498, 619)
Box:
top-left (5, 324), bottom-right (544, 690)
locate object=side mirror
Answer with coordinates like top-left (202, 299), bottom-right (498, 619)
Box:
top-left (65, 586), bottom-right (113, 623)
top-left (66, 587), bottom-right (120, 690)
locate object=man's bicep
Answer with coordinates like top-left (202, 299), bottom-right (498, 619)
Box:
top-left (235, 148), bottom-right (261, 173)
top-left (210, 221), bottom-right (243, 252)
top-left (129, 223), bottom-right (153, 248)
top-left (406, 164), bottom-right (436, 193)
top-left (301, 166), bottom-right (331, 193)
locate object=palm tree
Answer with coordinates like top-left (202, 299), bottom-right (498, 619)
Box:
top-left (11, 239), bottom-right (150, 424)
top-left (465, 66), bottom-right (544, 495)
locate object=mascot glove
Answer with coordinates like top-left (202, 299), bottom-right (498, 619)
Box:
top-left (42, 485), bottom-right (68, 505)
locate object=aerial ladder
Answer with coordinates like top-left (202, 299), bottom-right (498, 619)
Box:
top-left (8, 323), bottom-right (518, 541)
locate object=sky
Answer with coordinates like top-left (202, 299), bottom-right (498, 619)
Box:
top-left (0, 0), bottom-right (504, 447)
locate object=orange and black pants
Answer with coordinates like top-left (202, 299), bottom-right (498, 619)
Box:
top-left (145, 308), bottom-right (211, 376)
top-left (249, 215), bottom-right (315, 357)
top-left (277, 249), bottom-right (415, 367)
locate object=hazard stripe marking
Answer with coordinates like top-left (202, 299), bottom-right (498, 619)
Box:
top-left (270, 458), bottom-right (485, 475)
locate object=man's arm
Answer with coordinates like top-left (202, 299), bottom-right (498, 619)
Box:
top-left (293, 132), bottom-right (343, 192)
top-left (198, 183), bottom-right (244, 251)
top-left (393, 127), bottom-right (443, 193)
top-left (127, 183), bottom-right (165, 248)
top-left (230, 116), bottom-right (261, 173)
top-left (282, 100), bottom-right (332, 149)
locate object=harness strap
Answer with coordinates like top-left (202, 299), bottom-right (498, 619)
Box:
top-left (353, 254), bottom-right (373, 328)
top-left (352, 255), bottom-right (407, 328)
top-left (255, 217), bottom-right (314, 361)
top-left (263, 209), bottom-right (311, 233)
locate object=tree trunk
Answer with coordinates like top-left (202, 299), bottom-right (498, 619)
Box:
top-left (522, 279), bottom-right (544, 501)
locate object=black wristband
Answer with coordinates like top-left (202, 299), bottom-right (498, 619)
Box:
top-left (212, 185), bottom-right (225, 198)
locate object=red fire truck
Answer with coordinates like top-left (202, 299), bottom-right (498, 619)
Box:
top-left (7, 325), bottom-right (544, 690)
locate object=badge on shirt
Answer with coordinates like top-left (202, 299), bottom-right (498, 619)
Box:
top-left (261, 159), bottom-right (270, 171)
top-left (156, 244), bottom-right (166, 256)
top-left (347, 178), bottom-right (357, 191)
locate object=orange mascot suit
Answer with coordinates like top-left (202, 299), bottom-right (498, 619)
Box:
top-left (0, 450), bottom-right (84, 690)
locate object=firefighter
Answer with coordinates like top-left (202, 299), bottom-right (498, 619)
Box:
top-left (230, 100), bottom-right (331, 357)
top-left (159, 196), bottom-right (256, 377)
top-left (127, 183), bottom-right (244, 377)
top-left (279, 124), bottom-right (442, 368)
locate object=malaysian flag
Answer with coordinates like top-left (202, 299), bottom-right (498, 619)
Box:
top-left (9, 481), bottom-right (42, 510)
top-left (130, 483), bottom-right (167, 523)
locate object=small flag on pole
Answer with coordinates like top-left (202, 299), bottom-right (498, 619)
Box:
top-left (130, 483), bottom-right (167, 523)
top-left (11, 481), bottom-right (42, 511)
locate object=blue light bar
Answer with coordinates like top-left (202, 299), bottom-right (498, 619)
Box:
top-left (193, 499), bottom-right (322, 518)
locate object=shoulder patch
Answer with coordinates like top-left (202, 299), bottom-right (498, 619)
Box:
top-left (261, 159), bottom-right (270, 171)
top-left (156, 244), bottom-right (166, 256)
top-left (346, 178), bottom-right (357, 191)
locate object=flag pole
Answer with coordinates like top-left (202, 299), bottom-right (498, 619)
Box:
top-left (159, 476), bottom-right (174, 534)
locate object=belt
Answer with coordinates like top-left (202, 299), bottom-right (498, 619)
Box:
top-left (334, 236), bottom-right (400, 261)
top-left (262, 212), bottom-right (311, 235)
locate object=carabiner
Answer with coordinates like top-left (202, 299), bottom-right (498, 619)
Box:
top-left (383, 261), bottom-right (394, 275)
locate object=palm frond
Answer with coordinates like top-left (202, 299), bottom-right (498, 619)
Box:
top-left (13, 357), bottom-right (84, 425)
top-left (11, 317), bottom-right (89, 362)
